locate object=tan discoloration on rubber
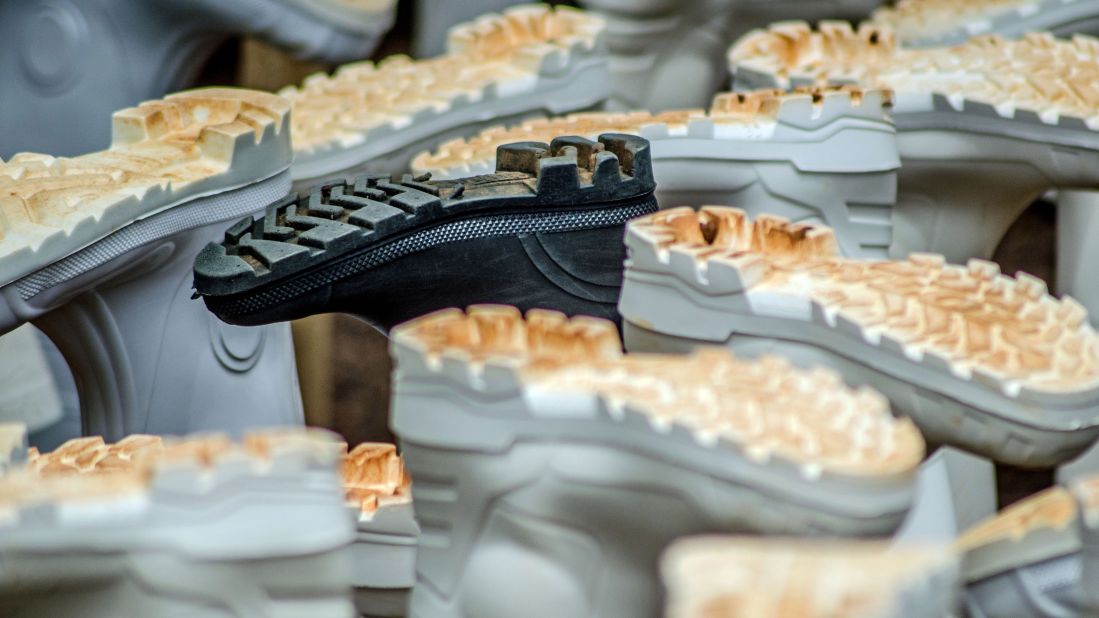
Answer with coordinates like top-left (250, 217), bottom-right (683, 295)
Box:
top-left (955, 486), bottom-right (1077, 552)
top-left (412, 86), bottom-right (889, 175)
top-left (872, 0), bottom-right (1031, 42)
top-left (394, 306), bottom-right (924, 478)
top-left (342, 442), bottom-right (410, 515)
top-left (2, 428), bottom-right (338, 507)
top-left (662, 536), bottom-right (955, 618)
top-left (285, 4), bottom-right (604, 156)
top-left (632, 207), bottom-right (1099, 396)
top-left (730, 22), bottom-right (1099, 126)
top-left (0, 88), bottom-right (289, 262)
top-left (1073, 474), bottom-right (1099, 528)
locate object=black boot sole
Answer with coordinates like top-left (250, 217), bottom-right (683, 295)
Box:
top-left (193, 133), bottom-right (658, 331)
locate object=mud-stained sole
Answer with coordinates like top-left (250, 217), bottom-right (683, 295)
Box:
top-left (871, 0), bottom-right (1029, 43)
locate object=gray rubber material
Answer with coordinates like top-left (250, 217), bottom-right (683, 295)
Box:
top-left (581, 0), bottom-right (880, 111)
top-left (0, 424), bottom-right (28, 472)
top-left (351, 503), bottom-right (418, 618)
top-left (898, 0), bottom-right (1099, 46)
top-left (730, 67), bottom-right (1099, 265)
top-left (390, 342), bottom-right (916, 618)
top-left (26, 337), bottom-right (83, 452)
top-left (424, 112), bottom-right (899, 258)
top-left (579, 0), bottom-right (742, 111)
top-left (964, 554), bottom-right (1089, 618)
top-left (894, 447), bottom-right (997, 544)
top-left (0, 326), bottom-right (65, 433)
top-left (1084, 503), bottom-right (1099, 612)
top-left (0, 440), bottom-right (355, 618)
top-left (620, 302), bottom-right (1099, 468)
top-left (1057, 190), bottom-right (1099, 328)
top-left (289, 57), bottom-right (610, 186)
top-left (0, 171), bottom-right (304, 441)
top-left (0, 0), bottom-right (393, 158)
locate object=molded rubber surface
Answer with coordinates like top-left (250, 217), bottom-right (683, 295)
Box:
top-left (0, 172), bottom-right (304, 441)
top-left (195, 134), bottom-right (658, 331)
top-left (620, 208), bottom-right (1099, 467)
top-left (873, 0), bottom-right (1099, 47)
top-left (959, 486), bottom-right (1093, 617)
top-left (0, 429), bottom-right (355, 618)
top-left (286, 4), bottom-right (608, 182)
top-left (0, 0), bottom-right (393, 158)
top-left (414, 87), bottom-right (899, 258)
top-left (579, 0), bottom-right (880, 110)
top-left (390, 307), bottom-right (919, 618)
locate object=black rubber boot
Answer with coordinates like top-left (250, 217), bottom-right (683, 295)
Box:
top-left (193, 133), bottom-right (658, 332)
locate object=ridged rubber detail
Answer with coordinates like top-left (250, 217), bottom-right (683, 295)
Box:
top-left (662, 536), bottom-right (959, 618)
top-left (957, 487), bottom-right (1082, 582)
top-left (392, 305), bottom-right (924, 480)
top-left (413, 85), bottom-right (893, 176)
top-left (628, 206), bottom-right (1099, 406)
top-left (194, 133), bottom-right (657, 315)
top-left (870, 0), bottom-right (1099, 47)
top-left (0, 88), bottom-right (292, 289)
top-left (871, 0), bottom-right (1031, 44)
top-left (729, 21), bottom-right (1099, 131)
top-left (1, 428), bottom-right (354, 617)
top-left (392, 305), bottom-right (919, 617)
top-left (285, 4), bottom-right (606, 167)
top-left (343, 442), bottom-right (411, 519)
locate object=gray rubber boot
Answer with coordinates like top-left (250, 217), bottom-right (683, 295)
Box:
top-left (413, 86), bottom-right (899, 258)
top-left (390, 306), bottom-right (923, 618)
top-left (1057, 190), bottom-right (1099, 326)
top-left (731, 24), bottom-right (1099, 266)
top-left (0, 429), bottom-right (356, 618)
top-left (0, 0), bottom-right (394, 158)
top-left (0, 423), bottom-right (28, 471)
top-left (619, 207), bottom-right (1099, 468)
top-left (284, 4), bottom-right (610, 188)
top-left (412, 0), bottom-right (524, 57)
top-left (0, 88), bottom-right (303, 441)
top-left (871, 0), bottom-right (1099, 47)
top-left (580, 0), bottom-right (879, 111)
